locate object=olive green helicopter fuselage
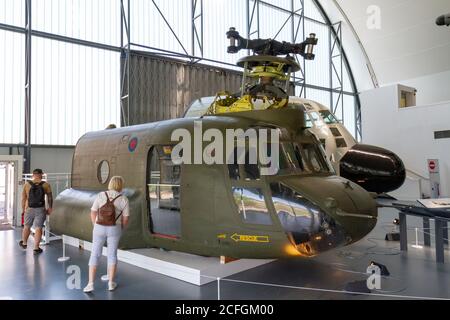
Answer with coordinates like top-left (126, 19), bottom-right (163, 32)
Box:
top-left (51, 107), bottom-right (378, 258)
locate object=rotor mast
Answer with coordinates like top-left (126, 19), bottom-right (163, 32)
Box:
top-left (207, 28), bottom-right (318, 115)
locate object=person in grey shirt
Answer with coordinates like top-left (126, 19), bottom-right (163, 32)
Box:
top-left (83, 176), bottom-right (130, 292)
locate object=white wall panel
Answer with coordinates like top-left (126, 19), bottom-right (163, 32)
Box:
top-left (31, 38), bottom-right (120, 145)
top-left (32, 0), bottom-right (121, 46)
top-left (0, 30), bottom-right (25, 144)
top-left (361, 85), bottom-right (450, 197)
top-left (130, 0), bottom-right (191, 55)
top-left (0, 0), bottom-right (24, 26)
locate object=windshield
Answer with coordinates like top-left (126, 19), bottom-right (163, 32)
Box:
top-left (278, 142), bottom-right (331, 174)
top-left (184, 97), bottom-right (215, 118)
top-left (304, 111), bottom-right (324, 128)
top-left (318, 110), bottom-right (339, 124)
top-left (228, 141), bottom-right (332, 180)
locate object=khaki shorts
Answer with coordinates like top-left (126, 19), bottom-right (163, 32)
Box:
top-left (24, 207), bottom-right (47, 229)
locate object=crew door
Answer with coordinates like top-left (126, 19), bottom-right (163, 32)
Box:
top-left (147, 146), bottom-right (181, 238)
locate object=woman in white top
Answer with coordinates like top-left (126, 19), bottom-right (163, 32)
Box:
top-left (83, 176), bottom-right (130, 293)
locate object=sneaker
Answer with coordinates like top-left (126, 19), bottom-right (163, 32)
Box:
top-left (108, 281), bottom-right (117, 291)
top-left (33, 248), bottom-right (43, 255)
top-left (19, 240), bottom-right (27, 249)
top-left (83, 283), bottom-right (94, 293)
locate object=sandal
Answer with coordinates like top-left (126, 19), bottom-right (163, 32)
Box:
top-left (33, 248), bottom-right (43, 254)
top-left (19, 240), bottom-right (27, 249)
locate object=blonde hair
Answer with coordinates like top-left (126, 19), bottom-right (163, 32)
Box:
top-left (108, 176), bottom-right (124, 192)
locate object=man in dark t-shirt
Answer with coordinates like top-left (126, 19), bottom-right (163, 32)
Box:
top-left (18, 168), bottom-right (53, 254)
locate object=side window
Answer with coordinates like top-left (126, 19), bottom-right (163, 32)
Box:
top-left (335, 138), bottom-right (347, 148)
top-left (148, 146), bottom-right (181, 238)
top-left (305, 115), bottom-right (313, 128)
top-left (232, 187), bottom-right (272, 225)
top-left (97, 160), bottom-right (110, 184)
top-left (227, 146), bottom-right (260, 181)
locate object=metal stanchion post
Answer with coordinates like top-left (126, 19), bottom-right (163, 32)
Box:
top-left (57, 235), bottom-right (70, 262)
top-left (399, 212), bottom-right (408, 251)
top-left (217, 277), bottom-right (221, 300)
top-left (435, 219), bottom-right (445, 263)
top-left (423, 218), bottom-right (431, 246)
top-left (412, 227), bottom-right (423, 249)
top-left (44, 216), bottom-right (50, 245)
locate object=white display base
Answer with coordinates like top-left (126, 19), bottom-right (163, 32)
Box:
top-left (62, 235), bottom-right (274, 286)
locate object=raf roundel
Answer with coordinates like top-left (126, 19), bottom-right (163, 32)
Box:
top-left (128, 137), bottom-right (138, 152)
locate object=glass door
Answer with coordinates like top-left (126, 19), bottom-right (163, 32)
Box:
top-left (0, 163), bottom-right (6, 223)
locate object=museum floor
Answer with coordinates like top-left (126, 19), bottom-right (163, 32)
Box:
top-left (1, 202), bottom-right (450, 300)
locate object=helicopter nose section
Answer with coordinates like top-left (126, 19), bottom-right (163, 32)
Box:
top-left (272, 176), bottom-right (377, 256)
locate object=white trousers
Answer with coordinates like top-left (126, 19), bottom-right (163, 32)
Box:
top-left (88, 223), bottom-right (122, 267)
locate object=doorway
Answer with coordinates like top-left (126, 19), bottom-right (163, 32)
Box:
top-left (147, 146), bottom-right (181, 239)
top-left (0, 156), bottom-right (22, 229)
top-left (0, 161), bottom-right (15, 230)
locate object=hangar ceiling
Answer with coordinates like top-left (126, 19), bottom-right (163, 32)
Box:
top-left (320, 0), bottom-right (450, 87)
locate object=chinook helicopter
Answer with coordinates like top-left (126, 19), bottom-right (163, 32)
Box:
top-left (50, 29), bottom-right (405, 258)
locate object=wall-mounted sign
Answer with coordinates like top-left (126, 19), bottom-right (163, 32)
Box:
top-left (427, 159), bottom-right (440, 198)
top-left (428, 159), bottom-right (439, 173)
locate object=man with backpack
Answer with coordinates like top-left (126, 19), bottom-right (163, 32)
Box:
top-left (18, 168), bottom-right (53, 254)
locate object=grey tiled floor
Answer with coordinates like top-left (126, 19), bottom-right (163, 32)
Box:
top-left (1, 204), bottom-right (450, 300)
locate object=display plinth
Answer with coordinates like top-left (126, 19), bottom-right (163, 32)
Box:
top-left (62, 235), bottom-right (274, 285)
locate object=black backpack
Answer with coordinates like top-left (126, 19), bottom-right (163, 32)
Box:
top-left (28, 181), bottom-right (46, 208)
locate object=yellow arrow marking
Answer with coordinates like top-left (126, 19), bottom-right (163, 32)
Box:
top-left (230, 233), bottom-right (269, 243)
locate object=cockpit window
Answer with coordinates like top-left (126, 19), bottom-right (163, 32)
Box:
top-left (319, 110), bottom-right (339, 124)
top-left (228, 141), bottom-right (331, 178)
top-left (279, 142), bottom-right (330, 174)
top-left (183, 97), bottom-right (215, 118)
top-left (299, 143), bottom-right (329, 173)
top-left (279, 143), bottom-right (303, 171)
top-left (305, 112), bottom-right (324, 128)
top-left (227, 147), bottom-right (261, 181)
top-left (305, 117), bottom-right (312, 128)
top-left (308, 112), bottom-right (324, 127)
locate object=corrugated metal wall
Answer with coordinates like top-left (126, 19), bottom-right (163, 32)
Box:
top-left (126, 52), bottom-right (243, 125)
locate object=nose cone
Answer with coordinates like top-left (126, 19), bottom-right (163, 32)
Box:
top-left (275, 175), bottom-right (377, 255)
top-left (339, 144), bottom-right (406, 193)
